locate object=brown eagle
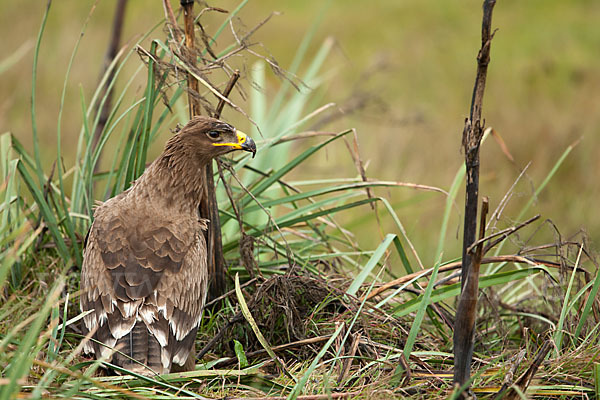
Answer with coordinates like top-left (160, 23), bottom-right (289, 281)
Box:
top-left (80, 116), bottom-right (256, 375)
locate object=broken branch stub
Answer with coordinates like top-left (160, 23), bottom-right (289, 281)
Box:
top-left (453, 0), bottom-right (497, 393)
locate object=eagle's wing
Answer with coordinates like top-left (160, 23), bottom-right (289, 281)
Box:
top-left (80, 200), bottom-right (208, 372)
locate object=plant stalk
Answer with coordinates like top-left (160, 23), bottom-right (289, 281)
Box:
top-left (453, 0), bottom-right (496, 392)
top-left (180, 0), bottom-right (226, 299)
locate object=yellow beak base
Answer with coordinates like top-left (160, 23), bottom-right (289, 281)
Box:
top-left (212, 130), bottom-right (248, 150)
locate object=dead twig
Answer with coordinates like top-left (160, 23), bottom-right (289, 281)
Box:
top-left (494, 340), bottom-right (552, 400)
top-left (162, 0), bottom-right (182, 43)
top-left (487, 162), bottom-right (531, 231)
top-left (174, 0), bottom-right (227, 300)
top-left (204, 277), bottom-right (259, 308)
top-left (465, 214), bottom-right (540, 254)
top-left (454, 0), bottom-right (497, 391)
top-left (337, 331), bottom-right (361, 385)
top-left (454, 197), bottom-right (488, 391)
top-left (219, 161), bottom-right (296, 269)
top-left (216, 161), bottom-right (259, 279)
top-left (196, 311), bottom-right (245, 361)
top-left (215, 70), bottom-right (240, 118)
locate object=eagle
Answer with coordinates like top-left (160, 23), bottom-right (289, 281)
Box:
top-left (80, 116), bottom-right (256, 375)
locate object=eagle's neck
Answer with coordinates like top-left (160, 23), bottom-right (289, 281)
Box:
top-left (129, 139), bottom-right (210, 216)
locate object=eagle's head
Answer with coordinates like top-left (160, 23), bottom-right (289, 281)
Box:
top-left (176, 116), bottom-right (256, 159)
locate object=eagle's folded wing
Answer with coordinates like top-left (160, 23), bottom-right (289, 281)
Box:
top-left (80, 203), bottom-right (208, 370)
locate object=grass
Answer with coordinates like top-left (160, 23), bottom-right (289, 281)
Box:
top-left (1, 1), bottom-right (600, 399)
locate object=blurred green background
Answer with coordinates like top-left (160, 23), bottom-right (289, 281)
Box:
top-left (1, 0), bottom-right (599, 262)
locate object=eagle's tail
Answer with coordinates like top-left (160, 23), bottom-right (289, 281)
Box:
top-left (112, 320), bottom-right (164, 374)
top-left (82, 303), bottom-right (199, 375)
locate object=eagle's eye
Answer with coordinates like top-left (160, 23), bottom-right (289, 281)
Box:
top-left (207, 130), bottom-right (220, 140)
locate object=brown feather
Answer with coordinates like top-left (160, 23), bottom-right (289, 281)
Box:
top-left (80, 116), bottom-right (255, 375)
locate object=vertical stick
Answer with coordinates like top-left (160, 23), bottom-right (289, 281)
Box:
top-left (460, 0), bottom-right (496, 291)
top-left (215, 70), bottom-right (241, 118)
top-left (180, 0), bottom-right (225, 299)
top-left (454, 0), bottom-right (497, 392)
top-left (454, 198), bottom-right (488, 389)
top-left (181, 0), bottom-right (200, 117)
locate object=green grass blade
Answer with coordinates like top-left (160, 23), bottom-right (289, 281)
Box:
top-left (393, 268), bottom-right (544, 318)
top-left (553, 245), bottom-right (583, 354)
top-left (54, 6), bottom-right (96, 258)
top-left (233, 340), bottom-right (249, 368)
top-left (266, 0), bottom-right (331, 123)
top-left (29, 0), bottom-right (52, 187)
top-left (347, 233), bottom-right (396, 296)
top-left (14, 159), bottom-right (70, 262)
top-left (594, 363), bottom-right (600, 399)
top-left (271, 192), bottom-right (359, 225)
top-left (250, 60), bottom-right (266, 140)
top-left (287, 323), bottom-right (345, 400)
top-left (135, 41), bottom-right (158, 179)
top-left (241, 129), bottom-right (353, 207)
top-left (0, 279), bottom-right (64, 399)
top-left (240, 181), bottom-right (419, 215)
top-left (437, 163), bottom-right (465, 258)
top-left (252, 198), bottom-right (378, 236)
top-left (402, 254), bottom-right (442, 359)
top-left (574, 265), bottom-right (600, 339)
top-left (234, 273), bottom-right (294, 382)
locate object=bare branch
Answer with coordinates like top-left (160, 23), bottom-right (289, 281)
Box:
top-left (453, 0), bottom-right (497, 392)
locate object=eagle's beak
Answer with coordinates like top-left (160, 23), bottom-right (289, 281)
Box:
top-left (211, 130), bottom-right (257, 158)
top-left (237, 130), bottom-right (257, 158)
